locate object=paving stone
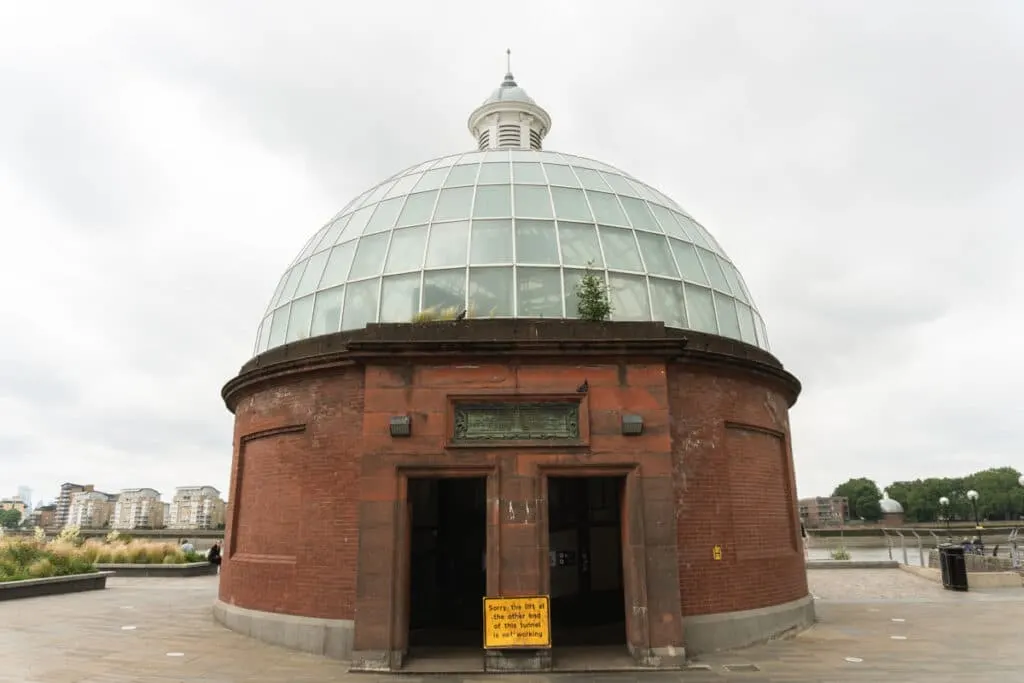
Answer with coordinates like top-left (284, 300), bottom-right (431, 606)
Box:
top-left (0, 572), bottom-right (1021, 682)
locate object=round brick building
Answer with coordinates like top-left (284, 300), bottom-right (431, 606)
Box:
top-left (214, 68), bottom-right (812, 673)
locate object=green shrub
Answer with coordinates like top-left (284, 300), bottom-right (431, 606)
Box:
top-left (829, 546), bottom-right (852, 561)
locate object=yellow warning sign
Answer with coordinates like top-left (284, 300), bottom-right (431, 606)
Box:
top-left (483, 595), bottom-right (551, 649)
top-left (713, 545), bottom-right (723, 561)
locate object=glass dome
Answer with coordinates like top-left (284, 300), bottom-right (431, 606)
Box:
top-left (255, 149), bottom-right (770, 355)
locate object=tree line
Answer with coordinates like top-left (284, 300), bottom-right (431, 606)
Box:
top-left (832, 467), bottom-right (1024, 524)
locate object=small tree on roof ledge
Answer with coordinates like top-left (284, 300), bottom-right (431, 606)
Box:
top-left (576, 261), bottom-right (612, 322)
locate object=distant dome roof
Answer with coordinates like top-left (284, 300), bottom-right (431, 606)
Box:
top-left (482, 71), bottom-right (537, 106)
top-left (880, 491), bottom-right (904, 514)
top-left (252, 68), bottom-right (771, 358)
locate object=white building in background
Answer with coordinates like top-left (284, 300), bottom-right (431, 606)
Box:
top-left (66, 490), bottom-right (116, 528)
top-left (112, 488), bottom-right (164, 529)
top-left (167, 486), bottom-right (225, 530)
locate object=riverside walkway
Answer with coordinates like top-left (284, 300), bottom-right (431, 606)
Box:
top-left (1, 570), bottom-right (1022, 682)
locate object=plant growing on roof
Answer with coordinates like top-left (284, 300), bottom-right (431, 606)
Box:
top-left (575, 261), bottom-right (612, 322)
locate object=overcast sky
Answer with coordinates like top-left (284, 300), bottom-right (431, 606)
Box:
top-left (1, 1), bottom-right (1021, 508)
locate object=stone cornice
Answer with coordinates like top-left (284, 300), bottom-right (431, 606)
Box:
top-left (222, 320), bottom-right (801, 412)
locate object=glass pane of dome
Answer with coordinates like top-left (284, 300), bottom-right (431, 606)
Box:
top-left (425, 221), bottom-right (469, 268)
top-left (348, 233), bottom-right (388, 279)
top-left (543, 164), bottom-right (581, 187)
top-left (294, 250), bottom-right (330, 298)
top-left (470, 220), bottom-right (513, 264)
top-left (413, 168), bottom-right (450, 192)
top-left (736, 303), bottom-right (757, 344)
top-left (517, 267), bottom-right (563, 317)
top-left (619, 197), bottom-right (660, 233)
top-left (513, 185), bottom-right (554, 218)
top-left (286, 295), bottom-right (314, 343)
top-left (697, 247), bottom-right (731, 293)
top-left (635, 233), bottom-right (678, 278)
top-left (587, 191), bottom-right (629, 226)
top-left (268, 305), bottom-right (289, 347)
top-left (550, 187), bottom-right (593, 222)
top-left (342, 278), bottom-right (380, 330)
top-left (599, 227), bottom-right (643, 271)
top-left (478, 162), bottom-right (511, 184)
top-left (423, 269), bottom-right (465, 312)
top-left (715, 293), bottom-right (742, 341)
top-left (385, 226), bottom-right (428, 274)
top-left (557, 222), bottom-right (603, 267)
top-left (397, 191), bottom-right (438, 227)
top-left (311, 286), bottom-right (344, 337)
top-left (443, 164), bottom-right (479, 187)
top-left (574, 167), bottom-right (611, 192)
top-left (515, 220), bottom-right (558, 264)
top-left (469, 267), bottom-right (513, 316)
top-left (649, 278), bottom-right (687, 329)
top-left (669, 240), bottom-right (708, 285)
top-left (608, 274), bottom-right (650, 321)
top-left (434, 187), bottom-right (473, 221)
top-left (685, 284), bottom-right (717, 334)
top-left (321, 243), bottom-right (357, 289)
top-left (473, 185), bottom-right (512, 218)
top-left (380, 273), bottom-right (421, 322)
top-left (563, 269), bottom-right (586, 318)
top-left (512, 162), bottom-right (545, 184)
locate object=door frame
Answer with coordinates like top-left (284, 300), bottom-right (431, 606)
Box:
top-left (537, 464), bottom-right (649, 655)
top-left (394, 466), bottom-right (497, 663)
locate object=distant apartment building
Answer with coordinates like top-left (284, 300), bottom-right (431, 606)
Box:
top-left (56, 483), bottom-right (94, 528)
top-left (167, 486), bottom-right (225, 530)
top-left (0, 497), bottom-right (27, 516)
top-left (112, 488), bottom-right (164, 529)
top-left (29, 504), bottom-right (57, 529)
top-left (67, 490), bottom-right (116, 529)
top-left (798, 496), bottom-right (848, 528)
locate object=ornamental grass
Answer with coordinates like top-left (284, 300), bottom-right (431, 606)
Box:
top-left (0, 536), bottom-right (203, 582)
top-left (0, 538), bottom-right (95, 583)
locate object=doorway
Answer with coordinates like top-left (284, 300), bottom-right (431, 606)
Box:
top-left (547, 476), bottom-right (626, 646)
top-left (407, 477), bottom-right (487, 649)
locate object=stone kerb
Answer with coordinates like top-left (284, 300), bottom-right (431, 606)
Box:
top-left (0, 571), bottom-right (115, 601)
top-left (94, 562), bottom-right (217, 577)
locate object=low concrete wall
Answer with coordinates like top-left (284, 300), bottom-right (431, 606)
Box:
top-left (0, 571), bottom-right (114, 601)
top-left (806, 560), bottom-right (900, 569)
top-left (900, 564), bottom-right (1023, 588)
top-left (213, 599), bottom-right (354, 661)
top-left (681, 594), bottom-right (815, 655)
top-left (95, 562), bottom-right (217, 577)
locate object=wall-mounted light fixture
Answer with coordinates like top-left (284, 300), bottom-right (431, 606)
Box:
top-left (389, 415), bottom-right (411, 437)
top-left (621, 414), bottom-right (644, 436)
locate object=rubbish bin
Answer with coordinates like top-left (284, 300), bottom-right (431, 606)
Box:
top-left (938, 545), bottom-right (968, 591)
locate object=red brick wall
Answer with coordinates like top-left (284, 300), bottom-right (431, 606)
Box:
top-left (219, 368), bottom-right (364, 620)
top-left (668, 364), bottom-right (808, 616)
top-left (220, 352), bottom-right (806, 626)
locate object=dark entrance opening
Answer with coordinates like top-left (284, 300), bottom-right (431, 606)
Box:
top-left (547, 476), bottom-right (626, 646)
top-left (407, 477), bottom-right (487, 649)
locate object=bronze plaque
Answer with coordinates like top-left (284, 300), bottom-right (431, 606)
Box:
top-left (453, 402), bottom-right (580, 442)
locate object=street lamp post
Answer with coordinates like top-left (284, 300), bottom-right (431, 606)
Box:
top-left (939, 496), bottom-right (951, 537)
top-left (966, 489), bottom-right (981, 548)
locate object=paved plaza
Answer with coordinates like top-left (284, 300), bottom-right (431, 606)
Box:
top-left (1, 569), bottom-right (1022, 682)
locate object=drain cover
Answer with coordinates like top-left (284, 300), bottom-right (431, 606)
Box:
top-left (723, 664), bottom-right (761, 672)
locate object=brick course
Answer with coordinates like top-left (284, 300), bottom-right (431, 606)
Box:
top-left (218, 321), bottom-right (806, 662)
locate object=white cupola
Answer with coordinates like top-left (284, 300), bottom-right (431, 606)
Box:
top-left (467, 50), bottom-right (552, 152)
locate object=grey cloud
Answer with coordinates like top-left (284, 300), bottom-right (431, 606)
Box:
top-left (0, 1), bottom-right (1020, 502)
